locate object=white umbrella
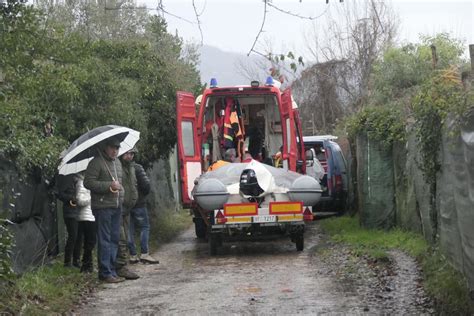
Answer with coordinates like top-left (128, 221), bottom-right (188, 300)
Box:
top-left (58, 125), bottom-right (140, 175)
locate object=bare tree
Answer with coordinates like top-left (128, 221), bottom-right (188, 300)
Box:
top-left (307, 0), bottom-right (397, 109)
top-left (235, 55), bottom-right (269, 83)
top-left (236, 37), bottom-right (301, 84)
top-left (293, 0), bottom-right (398, 134)
top-left (293, 60), bottom-right (347, 134)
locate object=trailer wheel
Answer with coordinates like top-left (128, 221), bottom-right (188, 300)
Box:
top-left (295, 234), bottom-right (304, 251)
top-left (209, 233), bottom-right (219, 255)
top-left (194, 217), bottom-right (206, 239)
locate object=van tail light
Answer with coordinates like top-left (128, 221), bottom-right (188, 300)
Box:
top-left (303, 207), bottom-right (313, 222)
top-left (216, 210), bottom-right (227, 224)
top-left (334, 175), bottom-right (343, 192)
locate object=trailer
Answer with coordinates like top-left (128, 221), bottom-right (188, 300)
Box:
top-left (176, 77), bottom-right (322, 254)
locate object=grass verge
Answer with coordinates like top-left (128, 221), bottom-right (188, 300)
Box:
top-left (148, 206), bottom-right (193, 249)
top-left (0, 262), bottom-right (97, 315)
top-left (319, 215), bottom-right (473, 315)
top-left (0, 206), bottom-right (192, 314)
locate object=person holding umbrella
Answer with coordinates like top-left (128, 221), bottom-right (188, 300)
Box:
top-left (84, 137), bottom-right (125, 283)
top-left (57, 125), bottom-right (140, 282)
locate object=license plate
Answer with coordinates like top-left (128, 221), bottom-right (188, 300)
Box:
top-left (252, 215), bottom-right (277, 223)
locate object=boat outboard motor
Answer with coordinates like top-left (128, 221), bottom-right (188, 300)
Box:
top-left (239, 169), bottom-right (264, 197)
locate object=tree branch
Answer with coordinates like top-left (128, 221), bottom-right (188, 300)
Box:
top-left (247, 0), bottom-right (268, 56)
top-left (267, 1), bottom-right (329, 21)
top-left (192, 0), bottom-right (204, 45)
top-left (157, 1), bottom-right (195, 24)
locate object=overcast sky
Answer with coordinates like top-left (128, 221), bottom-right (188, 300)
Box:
top-left (142, 0), bottom-right (473, 59)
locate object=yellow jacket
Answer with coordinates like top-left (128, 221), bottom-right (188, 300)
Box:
top-left (207, 160), bottom-right (230, 171)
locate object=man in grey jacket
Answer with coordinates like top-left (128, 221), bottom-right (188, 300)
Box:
top-left (84, 137), bottom-right (124, 283)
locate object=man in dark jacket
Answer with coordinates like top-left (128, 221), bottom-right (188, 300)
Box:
top-left (56, 173), bottom-right (81, 268)
top-left (116, 148), bottom-right (139, 279)
top-left (128, 151), bottom-right (159, 264)
top-left (84, 137), bottom-right (124, 283)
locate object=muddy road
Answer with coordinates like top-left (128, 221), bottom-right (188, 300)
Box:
top-left (79, 221), bottom-right (433, 315)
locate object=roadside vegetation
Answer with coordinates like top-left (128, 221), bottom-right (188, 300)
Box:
top-left (0, 207), bottom-right (192, 314)
top-left (1, 1), bottom-right (200, 312)
top-left (0, 261), bottom-right (97, 314)
top-left (149, 207), bottom-right (193, 247)
top-left (320, 216), bottom-right (474, 315)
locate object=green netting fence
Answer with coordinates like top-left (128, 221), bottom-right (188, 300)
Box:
top-left (353, 115), bottom-right (474, 290)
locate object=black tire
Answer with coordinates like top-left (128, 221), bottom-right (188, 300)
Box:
top-left (209, 234), bottom-right (219, 255)
top-left (295, 234), bottom-right (304, 251)
top-left (194, 217), bottom-right (206, 239)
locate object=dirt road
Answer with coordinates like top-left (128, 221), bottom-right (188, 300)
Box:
top-left (79, 221), bottom-right (433, 315)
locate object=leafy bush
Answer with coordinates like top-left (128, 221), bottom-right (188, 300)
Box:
top-left (0, 219), bottom-right (15, 293)
top-left (371, 33), bottom-right (465, 103)
top-left (346, 105), bottom-right (406, 146)
top-left (412, 72), bottom-right (468, 185)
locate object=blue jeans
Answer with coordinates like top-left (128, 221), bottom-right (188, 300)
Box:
top-left (93, 208), bottom-right (121, 279)
top-left (128, 207), bottom-right (150, 256)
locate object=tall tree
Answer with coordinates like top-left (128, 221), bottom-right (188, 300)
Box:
top-left (0, 0), bottom-right (201, 177)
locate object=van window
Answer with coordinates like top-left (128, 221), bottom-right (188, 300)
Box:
top-left (312, 143), bottom-right (326, 161)
top-left (333, 148), bottom-right (347, 173)
top-left (181, 121), bottom-right (195, 157)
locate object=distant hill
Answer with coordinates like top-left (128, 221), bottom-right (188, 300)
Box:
top-left (198, 45), bottom-right (267, 87)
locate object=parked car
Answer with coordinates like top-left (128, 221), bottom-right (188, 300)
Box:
top-left (303, 135), bottom-right (348, 214)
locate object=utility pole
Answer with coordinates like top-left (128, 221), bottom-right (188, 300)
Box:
top-left (470, 44), bottom-right (474, 73)
top-left (312, 112), bottom-right (315, 135)
top-left (463, 44), bottom-right (474, 89)
top-left (430, 45), bottom-right (438, 69)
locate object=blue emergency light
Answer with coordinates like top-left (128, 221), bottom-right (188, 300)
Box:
top-left (210, 78), bottom-right (218, 88)
top-left (265, 76), bottom-right (274, 86)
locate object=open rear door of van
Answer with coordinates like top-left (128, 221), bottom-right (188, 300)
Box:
top-left (292, 107), bottom-right (306, 174)
top-left (176, 91), bottom-right (202, 208)
top-left (280, 88), bottom-right (297, 171)
top-left (323, 139), bottom-right (335, 196)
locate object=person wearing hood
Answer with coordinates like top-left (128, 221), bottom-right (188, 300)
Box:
top-left (115, 148), bottom-right (139, 279)
top-left (127, 148), bottom-right (159, 264)
top-left (84, 137), bottom-right (124, 283)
